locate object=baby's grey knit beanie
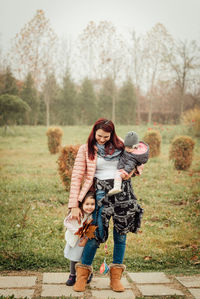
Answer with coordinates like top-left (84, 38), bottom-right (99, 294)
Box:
top-left (124, 131), bottom-right (139, 147)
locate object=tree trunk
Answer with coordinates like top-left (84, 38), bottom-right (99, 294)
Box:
top-left (148, 95), bottom-right (153, 124)
top-left (180, 92), bottom-right (184, 117)
top-left (44, 91), bottom-right (50, 127)
top-left (112, 92), bottom-right (116, 123)
top-left (136, 96), bottom-right (141, 124)
top-left (46, 100), bottom-right (50, 127)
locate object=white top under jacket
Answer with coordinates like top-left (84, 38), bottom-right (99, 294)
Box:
top-left (63, 213), bottom-right (92, 261)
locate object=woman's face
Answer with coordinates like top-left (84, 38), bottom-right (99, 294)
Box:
top-left (95, 129), bottom-right (111, 145)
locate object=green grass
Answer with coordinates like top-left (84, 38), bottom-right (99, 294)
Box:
top-left (0, 125), bottom-right (199, 275)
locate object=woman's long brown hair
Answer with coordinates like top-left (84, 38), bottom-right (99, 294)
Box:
top-left (87, 118), bottom-right (124, 160)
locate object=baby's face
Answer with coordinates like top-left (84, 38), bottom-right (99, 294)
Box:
top-left (125, 144), bottom-right (139, 153)
top-left (125, 146), bottom-right (134, 153)
top-left (82, 196), bottom-right (95, 214)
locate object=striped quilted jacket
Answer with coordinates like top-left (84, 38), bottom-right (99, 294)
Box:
top-left (68, 144), bottom-right (97, 208)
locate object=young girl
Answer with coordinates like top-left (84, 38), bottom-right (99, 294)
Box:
top-left (64, 192), bottom-right (95, 286)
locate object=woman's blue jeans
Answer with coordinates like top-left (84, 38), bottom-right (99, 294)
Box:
top-left (81, 189), bottom-right (127, 265)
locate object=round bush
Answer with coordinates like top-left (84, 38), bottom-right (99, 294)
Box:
top-left (143, 130), bottom-right (161, 158)
top-left (46, 127), bottom-right (63, 154)
top-left (181, 108), bottom-right (200, 137)
top-left (169, 136), bottom-right (195, 170)
top-left (57, 145), bottom-right (80, 190)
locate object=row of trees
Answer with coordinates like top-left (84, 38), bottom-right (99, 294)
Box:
top-left (0, 10), bottom-right (200, 126)
top-left (0, 67), bottom-right (137, 125)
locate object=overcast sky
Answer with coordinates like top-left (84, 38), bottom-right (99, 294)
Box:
top-left (0, 0), bottom-right (200, 53)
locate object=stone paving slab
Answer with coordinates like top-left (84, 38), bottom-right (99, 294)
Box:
top-left (90, 276), bottom-right (131, 289)
top-left (41, 284), bottom-right (84, 297)
top-left (188, 288), bottom-right (200, 299)
top-left (91, 289), bottom-right (135, 299)
top-left (43, 272), bottom-right (68, 284)
top-left (176, 276), bottom-right (200, 288)
top-left (137, 284), bottom-right (184, 296)
top-left (0, 288), bottom-right (34, 298)
top-left (0, 276), bottom-right (37, 288)
top-left (1, 272), bottom-right (200, 298)
top-left (128, 272), bottom-right (171, 284)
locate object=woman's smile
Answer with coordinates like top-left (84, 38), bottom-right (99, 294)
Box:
top-left (95, 129), bottom-right (111, 145)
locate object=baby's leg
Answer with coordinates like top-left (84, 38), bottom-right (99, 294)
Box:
top-left (108, 170), bottom-right (123, 196)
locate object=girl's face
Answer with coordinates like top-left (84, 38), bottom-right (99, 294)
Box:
top-left (95, 129), bottom-right (111, 145)
top-left (82, 196), bottom-right (95, 214)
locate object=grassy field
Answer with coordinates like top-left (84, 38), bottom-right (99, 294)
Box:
top-left (0, 124), bottom-right (199, 275)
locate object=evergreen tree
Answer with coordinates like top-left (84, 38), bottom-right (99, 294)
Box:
top-left (0, 94), bottom-right (30, 128)
top-left (78, 77), bottom-right (97, 125)
top-left (59, 71), bottom-right (77, 125)
top-left (117, 79), bottom-right (137, 124)
top-left (98, 77), bottom-right (115, 120)
top-left (37, 93), bottom-right (46, 125)
top-left (0, 72), bottom-right (4, 93)
top-left (20, 73), bottom-right (38, 125)
top-left (0, 67), bottom-right (18, 96)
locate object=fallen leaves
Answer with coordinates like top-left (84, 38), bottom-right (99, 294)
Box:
top-left (144, 256), bottom-right (152, 261)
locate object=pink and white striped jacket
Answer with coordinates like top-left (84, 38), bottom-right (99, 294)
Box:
top-left (68, 144), bottom-right (97, 208)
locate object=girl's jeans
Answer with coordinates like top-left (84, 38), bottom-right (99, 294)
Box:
top-left (81, 189), bottom-right (127, 265)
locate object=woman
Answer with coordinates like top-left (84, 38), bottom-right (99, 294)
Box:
top-left (68, 118), bottom-right (144, 292)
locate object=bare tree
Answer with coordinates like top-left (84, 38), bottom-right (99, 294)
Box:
top-left (128, 31), bottom-right (146, 123)
top-left (166, 39), bottom-right (200, 116)
top-left (9, 10), bottom-right (58, 90)
top-left (143, 23), bottom-right (173, 123)
top-left (56, 37), bottom-right (75, 84)
top-left (77, 20), bottom-right (128, 122)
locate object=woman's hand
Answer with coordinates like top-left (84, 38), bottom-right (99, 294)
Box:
top-left (136, 164), bottom-right (144, 175)
top-left (123, 168), bottom-right (136, 180)
top-left (70, 207), bottom-right (83, 224)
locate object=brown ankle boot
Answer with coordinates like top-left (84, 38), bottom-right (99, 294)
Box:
top-left (109, 263), bottom-right (126, 292)
top-left (73, 263), bottom-right (92, 292)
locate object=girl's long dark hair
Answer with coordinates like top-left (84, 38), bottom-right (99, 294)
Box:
top-left (78, 191), bottom-right (95, 209)
top-left (87, 118), bottom-right (124, 160)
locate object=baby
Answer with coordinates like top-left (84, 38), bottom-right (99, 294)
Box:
top-left (108, 131), bottom-right (149, 196)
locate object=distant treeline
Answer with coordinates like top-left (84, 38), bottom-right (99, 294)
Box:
top-left (0, 11), bottom-right (200, 126)
top-left (0, 67), bottom-right (199, 126)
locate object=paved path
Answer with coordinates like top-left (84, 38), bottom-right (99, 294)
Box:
top-left (0, 271), bottom-right (200, 298)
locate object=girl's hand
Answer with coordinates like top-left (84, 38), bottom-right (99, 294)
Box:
top-left (70, 207), bottom-right (83, 224)
top-left (78, 237), bottom-right (88, 247)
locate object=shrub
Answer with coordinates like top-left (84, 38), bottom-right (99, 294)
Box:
top-left (169, 136), bottom-right (195, 170)
top-left (57, 145), bottom-right (80, 190)
top-left (143, 129), bottom-right (161, 158)
top-left (181, 108), bottom-right (200, 137)
top-left (46, 127), bottom-right (63, 154)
